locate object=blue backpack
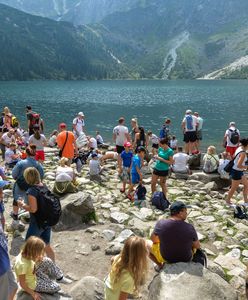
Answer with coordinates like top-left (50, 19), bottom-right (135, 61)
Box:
top-left (151, 192), bottom-right (170, 211)
top-left (159, 125), bottom-right (169, 139)
top-left (185, 115), bottom-right (193, 130)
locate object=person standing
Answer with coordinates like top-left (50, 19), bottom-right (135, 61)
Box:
top-left (72, 112), bottom-right (85, 138)
top-left (26, 106), bottom-right (41, 136)
top-left (113, 117), bottom-right (130, 174)
top-left (223, 122), bottom-right (240, 157)
top-left (56, 123), bottom-right (78, 160)
top-left (159, 118), bottom-right (171, 140)
top-left (130, 118), bottom-right (139, 145)
top-left (194, 112), bottom-right (203, 152)
top-left (29, 125), bottom-right (47, 163)
top-left (181, 110), bottom-right (198, 155)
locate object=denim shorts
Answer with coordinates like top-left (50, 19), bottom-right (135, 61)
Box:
top-left (26, 217), bottom-right (51, 245)
top-left (230, 169), bottom-right (244, 181)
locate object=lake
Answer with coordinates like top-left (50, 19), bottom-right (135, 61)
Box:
top-left (0, 80), bottom-right (247, 151)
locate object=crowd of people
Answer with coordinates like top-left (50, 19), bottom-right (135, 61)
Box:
top-left (0, 105), bottom-right (247, 300)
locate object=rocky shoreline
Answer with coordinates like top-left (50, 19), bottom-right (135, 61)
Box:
top-left (2, 147), bottom-right (248, 299)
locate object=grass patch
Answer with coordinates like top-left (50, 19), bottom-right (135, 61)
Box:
top-left (82, 211), bottom-right (98, 224)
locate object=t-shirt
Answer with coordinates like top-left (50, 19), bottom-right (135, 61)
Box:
top-left (29, 134), bottom-right (47, 151)
top-left (170, 139), bottom-right (178, 149)
top-left (0, 232), bottom-right (10, 276)
top-left (89, 159), bottom-right (101, 175)
top-left (218, 159), bottom-right (230, 178)
top-left (5, 148), bottom-right (17, 164)
top-left (96, 134), bottom-right (104, 144)
top-left (197, 117), bottom-right (203, 131)
top-left (14, 253), bottom-right (36, 290)
top-left (105, 256), bottom-right (135, 300)
top-left (121, 151), bottom-right (133, 168)
top-left (27, 111), bottom-right (40, 129)
top-left (173, 152), bottom-right (189, 172)
top-left (182, 115), bottom-right (198, 132)
top-left (73, 117), bottom-right (85, 134)
top-left (225, 127), bottom-right (240, 147)
top-left (48, 135), bottom-right (57, 147)
top-left (56, 131), bottom-right (75, 159)
top-left (155, 147), bottom-right (174, 171)
top-left (89, 137), bottom-right (97, 150)
top-left (113, 125), bottom-right (128, 146)
top-left (56, 166), bottom-right (74, 182)
top-left (233, 147), bottom-right (247, 171)
top-left (131, 155), bottom-right (141, 174)
top-left (154, 219), bottom-right (198, 263)
top-left (1, 132), bottom-right (16, 146)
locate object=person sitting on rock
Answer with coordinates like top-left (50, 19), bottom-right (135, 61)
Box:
top-left (218, 151), bottom-right (232, 179)
top-left (4, 142), bottom-right (21, 169)
top-left (172, 146), bottom-right (190, 174)
top-left (53, 157), bottom-right (78, 195)
top-left (202, 146), bottom-right (219, 174)
top-left (89, 153), bottom-right (102, 182)
top-left (105, 236), bottom-right (148, 300)
top-left (148, 201), bottom-right (200, 269)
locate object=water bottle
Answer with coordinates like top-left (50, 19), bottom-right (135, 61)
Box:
top-left (231, 248), bottom-right (241, 259)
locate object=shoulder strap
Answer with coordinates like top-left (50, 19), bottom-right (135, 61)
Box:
top-left (233, 150), bottom-right (245, 160)
top-left (61, 131), bottom-right (69, 155)
top-left (210, 155), bottom-right (218, 163)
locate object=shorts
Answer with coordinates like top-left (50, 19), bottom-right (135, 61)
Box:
top-left (131, 173), bottom-right (140, 185)
top-left (152, 143), bottom-right (159, 149)
top-left (196, 130), bottom-right (202, 140)
top-left (122, 166), bottom-right (131, 182)
top-left (153, 168), bottom-right (169, 177)
top-left (26, 219), bottom-right (51, 245)
top-left (35, 150), bottom-right (45, 161)
top-left (230, 169), bottom-right (244, 181)
top-left (116, 145), bottom-right (125, 154)
top-left (183, 131), bottom-right (197, 143)
top-left (226, 146), bottom-right (238, 157)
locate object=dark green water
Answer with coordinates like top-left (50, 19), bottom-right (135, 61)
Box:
top-left (0, 80), bottom-right (247, 151)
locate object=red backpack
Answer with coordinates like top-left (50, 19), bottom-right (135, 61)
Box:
top-left (31, 113), bottom-right (40, 126)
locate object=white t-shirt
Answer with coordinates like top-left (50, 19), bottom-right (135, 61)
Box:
top-left (182, 115), bottom-right (198, 132)
top-left (96, 134), bottom-right (104, 144)
top-left (73, 117), bottom-right (85, 134)
top-left (170, 139), bottom-right (178, 149)
top-left (113, 125), bottom-right (128, 146)
top-left (197, 117), bottom-right (203, 131)
top-left (1, 132), bottom-right (16, 146)
top-left (150, 134), bottom-right (159, 145)
top-left (173, 152), bottom-right (189, 172)
top-left (218, 159), bottom-right (230, 178)
top-left (225, 127), bottom-right (240, 147)
top-left (233, 147), bottom-right (247, 171)
top-left (5, 149), bottom-right (17, 163)
top-left (89, 159), bottom-right (101, 175)
top-left (29, 134), bottom-right (47, 150)
top-left (48, 135), bottom-right (57, 147)
top-left (56, 166), bottom-right (74, 182)
top-left (89, 137), bottom-right (97, 149)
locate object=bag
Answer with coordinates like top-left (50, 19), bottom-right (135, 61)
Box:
top-left (34, 185), bottom-right (62, 227)
top-left (135, 184), bottom-right (147, 200)
top-left (16, 174), bottom-right (32, 191)
top-left (31, 113), bottom-right (40, 126)
top-left (11, 115), bottom-right (19, 128)
top-left (224, 151), bottom-right (245, 174)
top-left (229, 129), bottom-right (239, 145)
top-left (159, 125), bottom-right (169, 139)
top-left (151, 191), bottom-right (170, 211)
top-left (59, 131), bottom-right (68, 158)
top-left (192, 249), bottom-right (207, 267)
top-left (203, 155), bottom-right (217, 173)
top-left (185, 115), bottom-right (193, 131)
top-left (234, 205), bottom-right (248, 220)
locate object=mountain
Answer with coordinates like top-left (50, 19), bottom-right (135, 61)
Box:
top-left (0, 3), bottom-right (130, 80)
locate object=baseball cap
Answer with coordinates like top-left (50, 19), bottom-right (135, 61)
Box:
top-left (229, 121), bottom-right (236, 126)
top-left (186, 109), bottom-right (192, 114)
top-left (91, 153), bottom-right (98, 158)
top-left (0, 180), bottom-right (10, 189)
top-left (170, 201), bottom-right (191, 214)
top-left (124, 142), bottom-right (132, 147)
top-left (78, 112), bottom-right (84, 116)
top-left (59, 123), bottom-right (67, 128)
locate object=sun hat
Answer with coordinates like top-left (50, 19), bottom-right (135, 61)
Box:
top-left (0, 180), bottom-right (10, 189)
top-left (170, 201), bottom-right (191, 214)
top-left (124, 142), bottom-right (132, 147)
top-left (78, 112), bottom-right (84, 117)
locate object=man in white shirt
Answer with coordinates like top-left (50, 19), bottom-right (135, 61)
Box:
top-left (223, 122), bottom-right (240, 157)
top-left (0, 129), bottom-right (16, 160)
top-left (194, 112), bottom-right (203, 152)
top-left (181, 109), bottom-right (198, 155)
top-left (73, 112), bottom-right (85, 137)
top-left (172, 147), bottom-right (190, 174)
top-left (113, 117), bottom-right (130, 174)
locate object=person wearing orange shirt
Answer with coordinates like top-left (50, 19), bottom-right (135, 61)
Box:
top-left (56, 123), bottom-right (78, 159)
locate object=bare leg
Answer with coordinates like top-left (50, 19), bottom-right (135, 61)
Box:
top-left (226, 180), bottom-right (241, 204)
top-left (159, 177), bottom-right (167, 197)
top-left (151, 174), bottom-right (159, 194)
top-left (241, 176), bottom-right (248, 202)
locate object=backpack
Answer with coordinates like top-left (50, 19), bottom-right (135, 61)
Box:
top-left (185, 115), bottom-right (193, 131)
top-left (229, 129), bottom-right (239, 145)
top-left (224, 151), bottom-right (245, 174)
top-left (151, 191), bottom-right (170, 211)
top-left (11, 115), bottom-right (19, 128)
top-left (159, 125), bottom-right (169, 139)
top-left (31, 113), bottom-right (40, 126)
top-left (203, 156), bottom-right (217, 173)
top-left (192, 249), bottom-right (208, 267)
top-left (34, 186), bottom-right (62, 228)
top-left (234, 205), bottom-right (248, 220)
top-left (135, 184), bottom-right (147, 200)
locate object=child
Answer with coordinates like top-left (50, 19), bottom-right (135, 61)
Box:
top-left (96, 131), bottom-right (104, 146)
top-left (147, 130), bottom-right (159, 155)
top-left (170, 135), bottom-right (178, 152)
top-left (120, 142), bottom-right (133, 193)
top-left (14, 236), bottom-right (71, 299)
top-left (127, 146), bottom-right (146, 201)
top-left (105, 236), bottom-right (148, 300)
top-left (0, 178), bottom-right (10, 230)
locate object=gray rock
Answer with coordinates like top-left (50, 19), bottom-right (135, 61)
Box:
top-left (102, 230), bottom-right (116, 241)
top-left (54, 192), bottom-right (95, 230)
top-left (131, 208), bottom-right (153, 221)
top-left (204, 181), bottom-right (218, 191)
top-left (110, 212), bottom-right (129, 224)
top-left (148, 262), bottom-right (238, 300)
top-left (196, 215), bottom-right (215, 223)
top-left (69, 276), bottom-right (104, 300)
top-left (214, 254), bottom-right (246, 272)
top-left (105, 242), bottom-right (123, 255)
top-left (114, 229), bottom-right (134, 243)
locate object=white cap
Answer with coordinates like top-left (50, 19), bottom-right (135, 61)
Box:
top-left (186, 109), bottom-right (192, 114)
top-left (229, 121), bottom-right (235, 127)
top-left (78, 112), bottom-right (84, 117)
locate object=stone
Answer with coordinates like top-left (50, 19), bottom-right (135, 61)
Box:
top-left (69, 276), bottom-right (104, 300)
top-left (105, 242), bottom-right (123, 255)
top-left (204, 181), bottom-right (218, 191)
top-left (102, 230), bottom-right (116, 241)
top-left (114, 229), bottom-right (134, 243)
top-left (131, 208), bottom-right (153, 221)
top-left (110, 212), bottom-right (129, 224)
top-left (148, 262), bottom-right (237, 300)
top-left (241, 238), bottom-right (248, 247)
top-left (197, 232), bottom-right (206, 241)
top-left (242, 250), bottom-right (248, 258)
top-left (100, 203), bottom-right (113, 209)
top-left (207, 261), bottom-right (225, 279)
top-left (54, 192), bottom-right (95, 230)
top-left (214, 254), bottom-right (247, 272)
top-left (196, 215), bottom-right (215, 223)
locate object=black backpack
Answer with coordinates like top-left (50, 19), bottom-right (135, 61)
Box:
top-left (34, 186), bottom-right (62, 228)
top-left (135, 184), bottom-right (147, 200)
top-left (234, 205), bottom-right (248, 220)
top-left (229, 129), bottom-right (239, 145)
top-left (151, 191), bottom-right (170, 211)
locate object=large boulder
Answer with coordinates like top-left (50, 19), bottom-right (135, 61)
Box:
top-left (54, 192), bottom-right (95, 230)
top-left (69, 276), bottom-right (104, 300)
top-left (189, 172), bottom-right (231, 189)
top-left (148, 263), bottom-right (238, 300)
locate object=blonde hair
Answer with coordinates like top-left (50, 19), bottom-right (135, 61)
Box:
top-left (3, 107), bottom-right (10, 115)
top-left (112, 236), bottom-right (148, 291)
top-left (59, 157), bottom-right (70, 167)
top-left (207, 145), bottom-right (216, 155)
top-left (21, 236), bottom-right (45, 261)
top-left (23, 167), bottom-right (41, 185)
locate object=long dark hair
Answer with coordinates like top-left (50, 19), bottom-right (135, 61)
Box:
top-left (139, 126), bottom-right (145, 143)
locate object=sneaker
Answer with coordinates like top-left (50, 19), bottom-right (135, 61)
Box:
top-left (57, 277), bottom-right (73, 284)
